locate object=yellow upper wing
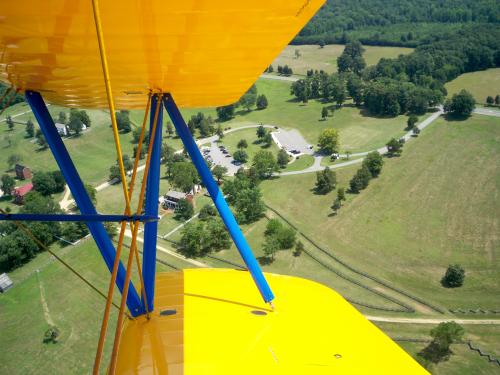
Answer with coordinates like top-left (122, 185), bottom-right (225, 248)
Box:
top-left (0, 0), bottom-right (324, 109)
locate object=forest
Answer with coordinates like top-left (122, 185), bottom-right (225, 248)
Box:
top-left (294, 0), bottom-right (499, 46)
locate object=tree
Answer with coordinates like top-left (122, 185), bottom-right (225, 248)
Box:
top-left (7, 154), bottom-right (22, 170)
top-left (1, 174), bottom-right (15, 196)
top-left (109, 165), bottom-right (121, 182)
top-left (419, 322), bottom-right (465, 364)
top-left (237, 139), bottom-right (248, 149)
top-left (315, 167), bottom-right (337, 194)
top-left (318, 128), bottom-right (339, 155)
top-left (171, 162), bottom-right (199, 193)
top-left (6, 116), bottom-right (14, 130)
top-left (262, 132), bottom-right (273, 147)
top-left (262, 236), bottom-right (279, 262)
top-left (412, 127), bottom-right (421, 136)
top-left (252, 150), bottom-right (278, 179)
top-left (331, 198), bottom-right (342, 215)
top-left (277, 149), bottom-right (289, 168)
top-left (104, 222), bottom-right (118, 240)
top-left (222, 173), bottom-right (265, 224)
top-left (294, 49), bottom-right (301, 59)
top-left (337, 187), bottom-right (346, 202)
top-left (121, 155), bottom-right (133, 172)
top-left (175, 198), bottom-right (194, 220)
top-left (32, 171), bottom-right (56, 196)
top-left (57, 112), bottom-right (67, 124)
top-left (362, 151), bottom-right (384, 178)
top-left (85, 184), bottom-right (97, 205)
top-left (445, 90), bottom-right (475, 117)
top-left (68, 115), bottom-right (83, 135)
top-left (407, 115), bottom-right (418, 129)
top-left (239, 91), bottom-right (257, 112)
top-left (256, 125), bottom-right (266, 139)
top-left (349, 165), bottom-right (371, 193)
top-left (206, 218), bottom-right (231, 251)
top-left (256, 94), bottom-right (268, 110)
top-left (267, 65), bottom-right (274, 73)
top-left (35, 129), bottom-right (47, 148)
top-left (337, 41), bottom-right (366, 74)
top-left (347, 74), bottom-right (364, 105)
top-left (216, 104), bottom-right (235, 121)
top-left (386, 138), bottom-right (403, 156)
top-left (212, 165), bottom-right (227, 183)
top-left (116, 110), bottom-right (131, 132)
top-left (321, 107), bottom-right (328, 120)
top-left (166, 121), bottom-right (174, 137)
top-left (293, 240), bottom-right (304, 257)
top-left (199, 204), bottom-right (217, 221)
top-left (216, 125), bottom-right (224, 139)
top-left (495, 95), bottom-right (500, 105)
top-left (441, 264), bottom-right (465, 288)
top-left (178, 222), bottom-right (206, 258)
top-left (486, 96), bottom-right (494, 105)
top-left (25, 119), bottom-right (35, 138)
top-left (233, 150), bottom-right (248, 164)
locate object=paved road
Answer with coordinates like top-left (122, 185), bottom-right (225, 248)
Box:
top-left (367, 315), bottom-right (500, 325)
top-left (474, 107), bottom-right (500, 117)
top-left (260, 73), bottom-right (299, 82)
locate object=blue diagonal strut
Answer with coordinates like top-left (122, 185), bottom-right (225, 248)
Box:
top-left (163, 93), bottom-right (275, 303)
top-left (141, 94), bottom-right (163, 312)
top-left (25, 91), bottom-right (143, 316)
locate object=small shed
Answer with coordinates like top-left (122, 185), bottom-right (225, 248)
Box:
top-left (13, 182), bottom-right (33, 204)
top-left (15, 164), bottom-right (32, 180)
top-left (0, 273), bottom-right (13, 293)
top-left (55, 122), bottom-right (68, 136)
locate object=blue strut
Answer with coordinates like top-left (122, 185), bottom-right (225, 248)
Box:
top-left (25, 91), bottom-right (143, 316)
top-left (141, 94), bottom-right (163, 312)
top-left (163, 94), bottom-right (275, 303)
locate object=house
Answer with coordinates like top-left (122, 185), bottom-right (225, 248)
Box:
top-left (14, 164), bottom-right (32, 180)
top-left (55, 122), bottom-right (68, 136)
top-left (163, 190), bottom-right (188, 210)
top-left (12, 182), bottom-right (33, 204)
top-left (0, 273), bottom-right (13, 293)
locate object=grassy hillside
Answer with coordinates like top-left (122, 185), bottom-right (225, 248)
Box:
top-left (445, 68), bottom-right (500, 104)
top-left (271, 44), bottom-right (413, 75)
top-left (260, 114), bottom-right (500, 310)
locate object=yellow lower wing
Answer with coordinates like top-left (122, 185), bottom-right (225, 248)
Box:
top-left (116, 269), bottom-right (428, 374)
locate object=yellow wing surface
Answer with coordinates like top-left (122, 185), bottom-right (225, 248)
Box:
top-left (116, 269), bottom-right (428, 374)
top-left (0, 0), bottom-right (324, 109)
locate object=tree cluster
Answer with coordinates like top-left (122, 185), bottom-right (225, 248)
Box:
top-left (277, 65), bottom-right (293, 76)
top-left (178, 217), bottom-right (230, 258)
top-left (222, 169), bottom-right (265, 224)
top-left (315, 167), bottom-right (336, 194)
top-left (32, 170), bottom-right (65, 196)
top-left (262, 219), bottom-right (297, 262)
top-left (418, 322), bottom-right (465, 366)
top-left (187, 112), bottom-right (215, 137)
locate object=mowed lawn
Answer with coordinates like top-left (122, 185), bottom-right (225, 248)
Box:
top-left (376, 322), bottom-right (500, 375)
top-left (260, 114), bottom-right (500, 310)
top-left (445, 68), bottom-right (500, 104)
top-left (0, 103), bottom-right (138, 186)
top-left (271, 44), bottom-right (413, 75)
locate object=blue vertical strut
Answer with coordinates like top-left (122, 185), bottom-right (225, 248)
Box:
top-left (163, 94), bottom-right (275, 303)
top-left (141, 94), bottom-right (163, 312)
top-left (25, 91), bottom-right (143, 316)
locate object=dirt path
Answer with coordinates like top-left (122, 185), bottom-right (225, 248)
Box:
top-left (366, 316), bottom-right (500, 325)
top-left (36, 270), bottom-right (54, 326)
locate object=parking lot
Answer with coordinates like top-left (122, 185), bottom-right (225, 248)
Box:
top-left (202, 142), bottom-right (241, 175)
top-left (272, 129), bottom-right (313, 155)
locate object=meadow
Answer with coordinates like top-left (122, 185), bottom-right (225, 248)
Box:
top-left (271, 44), bottom-right (413, 75)
top-left (445, 68), bottom-right (500, 104)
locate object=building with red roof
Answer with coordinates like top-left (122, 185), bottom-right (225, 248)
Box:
top-left (12, 183), bottom-right (33, 205)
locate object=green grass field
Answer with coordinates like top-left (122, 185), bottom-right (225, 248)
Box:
top-left (0, 103), bottom-right (137, 186)
top-left (445, 68), bottom-right (500, 104)
top-left (260, 114), bottom-right (500, 311)
top-left (271, 44), bottom-right (413, 75)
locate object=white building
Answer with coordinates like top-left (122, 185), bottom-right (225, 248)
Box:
top-left (55, 122), bottom-right (68, 136)
top-left (0, 273), bottom-right (13, 293)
